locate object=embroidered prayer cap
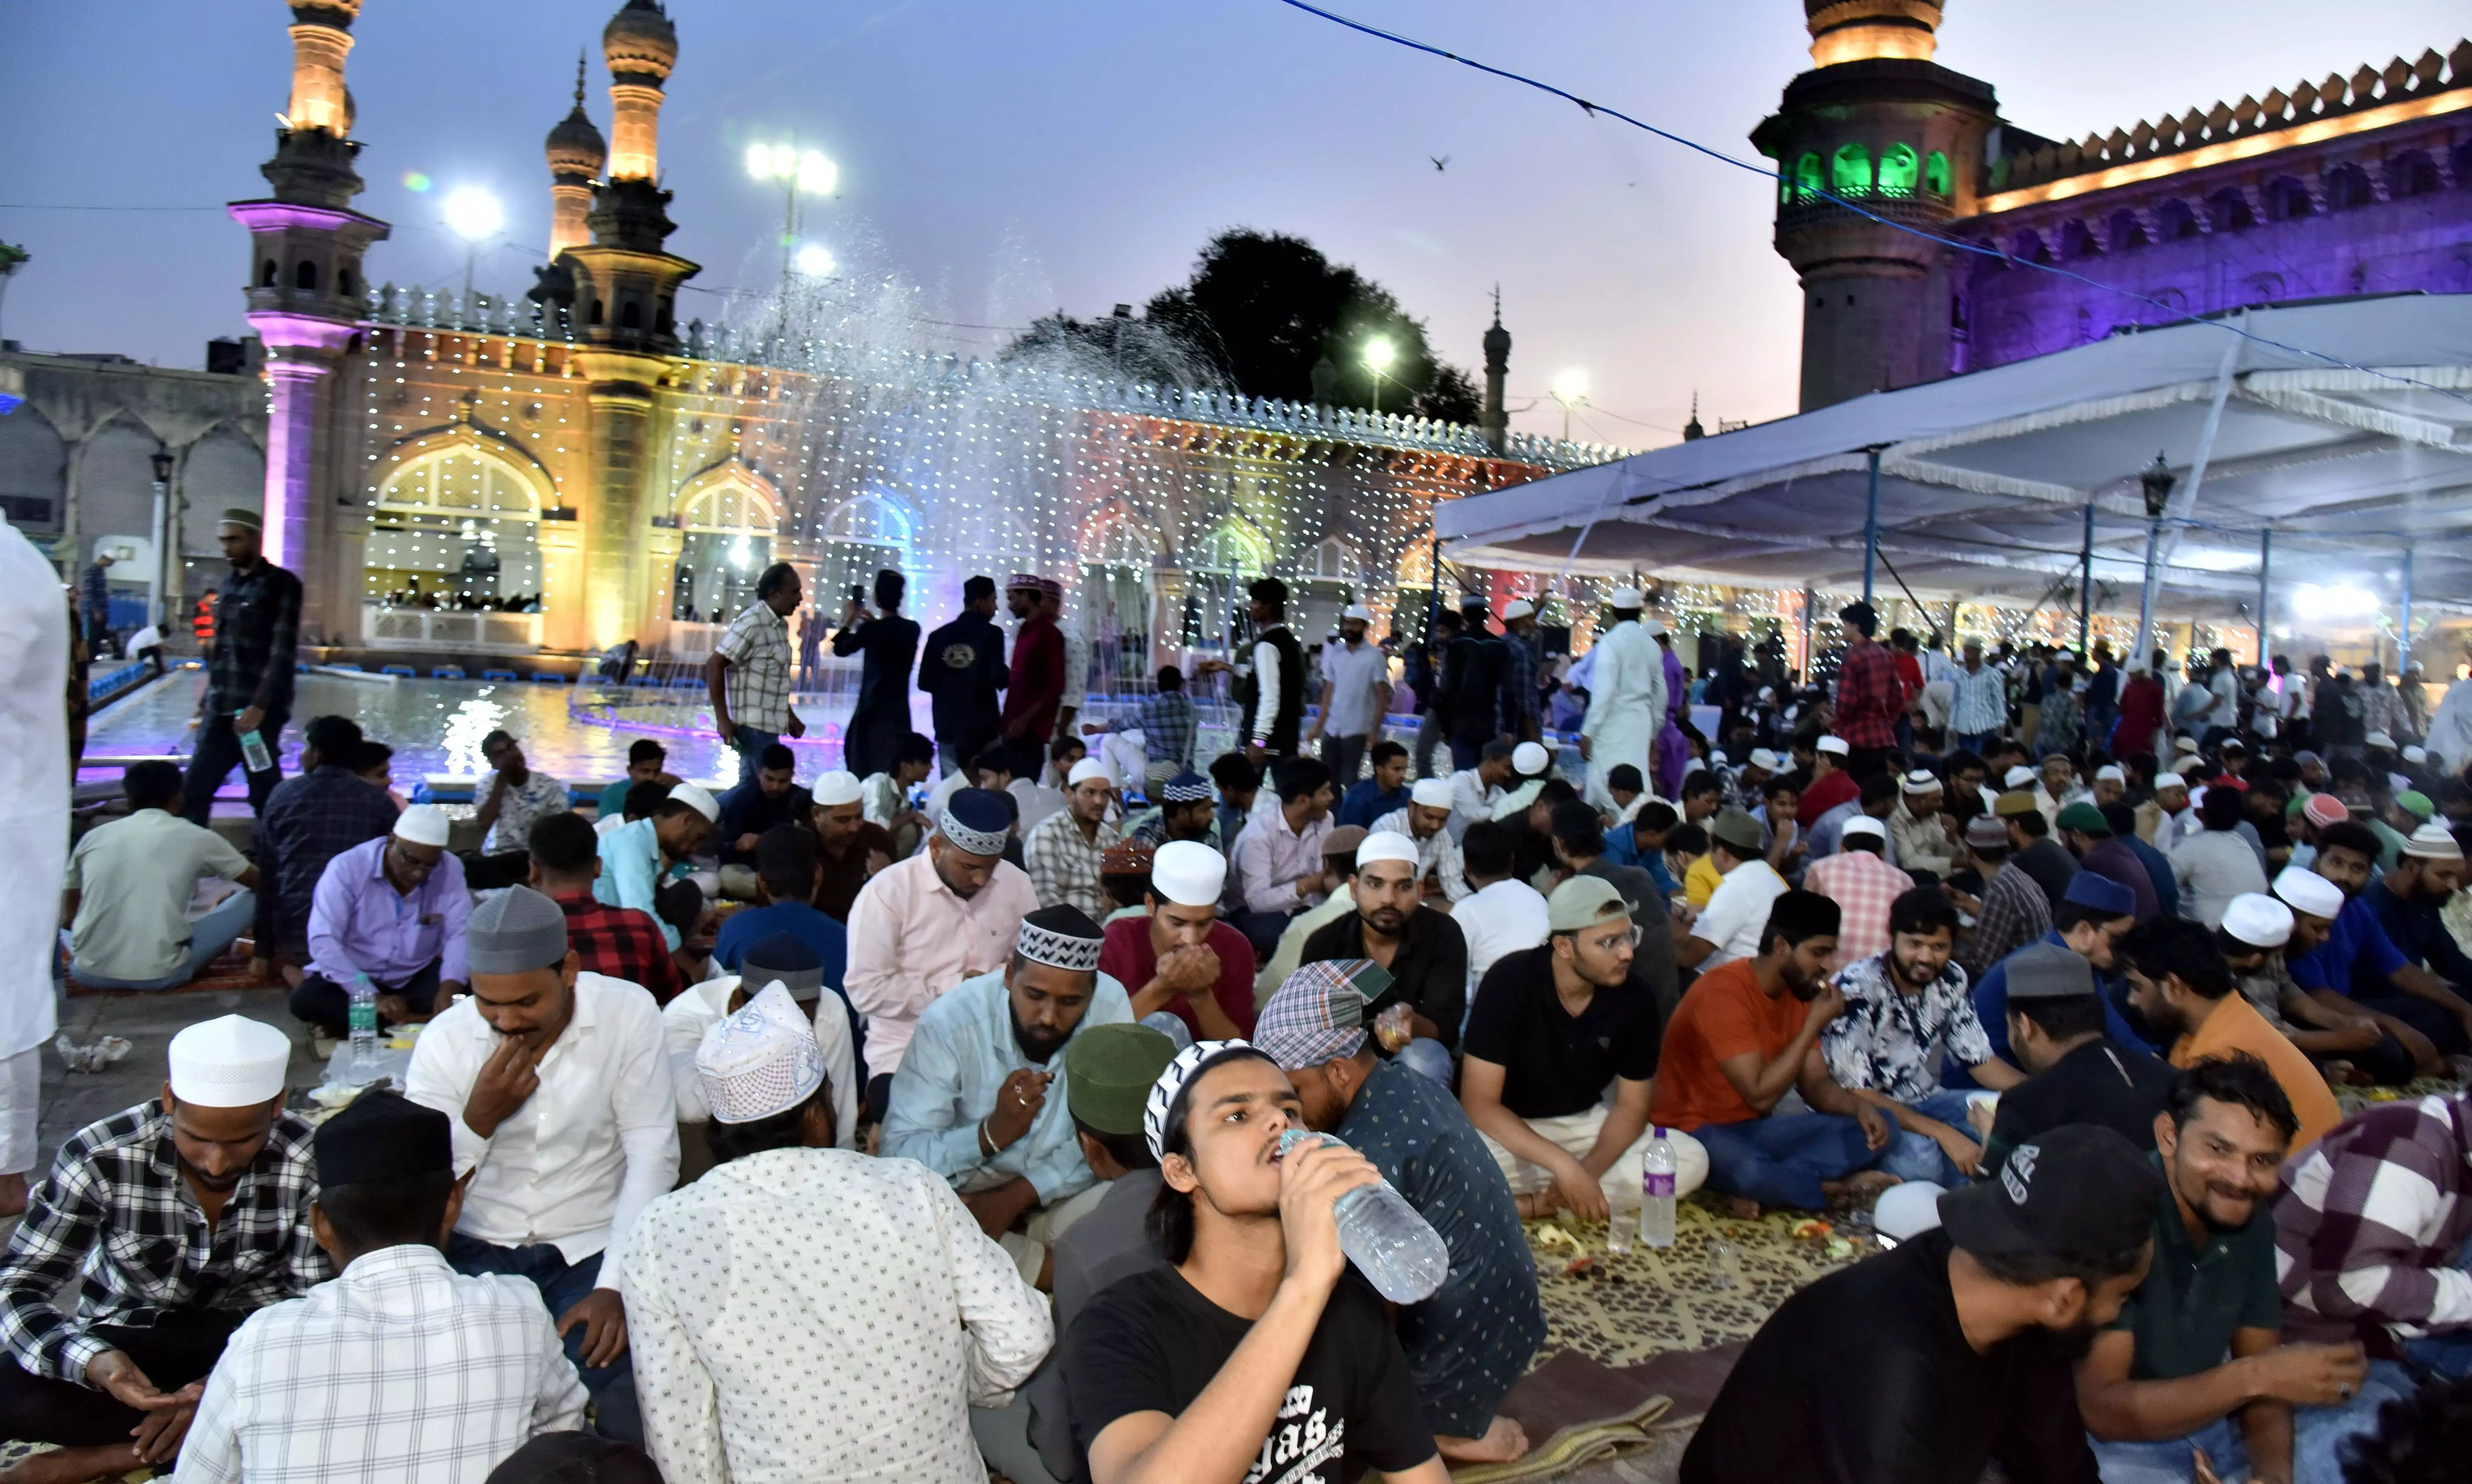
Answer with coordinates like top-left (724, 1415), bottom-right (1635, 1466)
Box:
top-left (392, 802), bottom-right (452, 848)
top-left (694, 984), bottom-right (824, 1125)
top-left (1992, 790), bottom-right (2041, 819)
top-left (2153, 771), bottom-right (2189, 793)
top-left (1900, 769), bottom-right (1942, 794)
top-left (1356, 830), bottom-right (1421, 870)
top-left (1066, 757), bottom-right (1112, 788)
top-left (1512, 741), bottom-right (1551, 778)
top-left (1410, 777), bottom-right (1453, 810)
top-left (667, 782), bottom-right (720, 823)
top-left (1161, 770), bottom-right (1213, 803)
top-left (1066, 1022), bottom-right (1181, 1137)
top-left (937, 788), bottom-right (1012, 857)
top-left (2396, 791), bottom-right (2436, 824)
top-left (2220, 893), bottom-right (2294, 951)
top-left (167, 1015), bottom-right (291, 1107)
top-left (1607, 586), bottom-right (1644, 609)
top-left (216, 507), bottom-right (263, 532)
top-left (741, 933), bottom-right (824, 1002)
top-left (1255, 960), bottom-right (1395, 1070)
top-left (316, 1089), bottom-right (450, 1184)
top-left (811, 770), bottom-right (862, 807)
top-left (1017, 905), bottom-right (1105, 973)
top-left (1100, 836), bottom-right (1154, 875)
top-left (1815, 735), bottom-right (1850, 757)
top-left (2001, 942), bottom-right (2095, 1002)
top-left (1005, 573), bottom-right (1047, 592)
top-left (1548, 873), bottom-right (1634, 933)
top-left (2273, 866), bottom-right (2346, 921)
top-left (2404, 822), bottom-right (2463, 861)
top-left (1707, 807), bottom-right (1764, 855)
top-left (467, 884), bottom-right (572, 975)
top-left (1150, 840), bottom-right (1226, 908)
top-left (2301, 793), bottom-right (2350, 829)
top-left (1144, 1037), bottom-right (1257, 1160)
top-left (1840, 814), bottom-right (1887, 843)
top-left (1964, 815), bottom-right (2009, 851)
top-left (1500, 600), bottom-right (1534, 621)
top-left (2003, 766), bottom-right (2038, 789)
top-left (2062, 872), bottom-right (2135, 919)
top-left (1940, 1123), bottom-right (2159, 1258)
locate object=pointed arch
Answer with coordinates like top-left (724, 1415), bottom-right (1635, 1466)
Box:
top-left (672, 457), bottom-right (783, 535)
top-left (376, 417), bottom-right (557, 517)
top-left (1077, 502), bottom-right (1163, 568)
top-left (1187, 513), bottom-right (1270, 574)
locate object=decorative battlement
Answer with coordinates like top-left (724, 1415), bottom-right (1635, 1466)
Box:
top-left (1990, 41), bottom-right (2472, 196)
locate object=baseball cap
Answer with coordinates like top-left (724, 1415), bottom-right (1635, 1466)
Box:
top-left (1939, 1123), bottom-right (2163, 1258)
top-left (1547, 875), bottom-right (1633, 933)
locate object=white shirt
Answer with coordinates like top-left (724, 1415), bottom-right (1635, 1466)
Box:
top-left (0, 524), bottom-right (68, 1063)
top-left (623, 1148), bottom-right (1053, 1484)
top-left (1453, 878), bottom-right (1550, 1001)
top-left (661, 974), bottom-right (858, 1147)
top-left (1692, 857), bottom-right (1791, 967)
top-left (1370, 808), bottom-right (1471, 903)
top-left (861, 772), bottom-right (907, 830)
top-left (1320, 640), bottom-right (1390, 738)
top-left (405, 972), bottom-right (679, 1289)
top-left (1448, 769), bottom-right (1502, 841)
top-left (1246, 637), bottom-right (1283, 744)
top-left (174, 1244), bottom-right (586, 1484)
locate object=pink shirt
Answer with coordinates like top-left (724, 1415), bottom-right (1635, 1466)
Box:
top-left (842, 850), bottom-right (1038, 1075)
top-left (1807, 848), bottom-right (1912, 968)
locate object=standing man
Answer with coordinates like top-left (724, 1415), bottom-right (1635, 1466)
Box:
top-left (1309, 603), bottom-right (1393, 787)
top-left (1948, 637), bottom-right (2008, 755)
top-left (833, 568), bottom-right (921, 781)
top-left (80, 550), bottom-right (114, 655)
top-left (919, 575), bottom-right (1010, 779)
top-left (1831, 601), bottom-right (1902, 782)
top-left (181, 508), bottom-right (301, 825)
top-left (999, 575), bottom-right (1065, 783)
top-left (1579, 586), bottom-right (1663, 815)
top-left (705, 562), bottom-right (806, 787)
top-left (1654, 620), bottom-right (1691, 802)
top-left (1500, 599), bottom-right (1544, 744)
top-left (1214, 577), bottom-right (1305, 768)
top-left (0, 519), bottom-right (70, 1218)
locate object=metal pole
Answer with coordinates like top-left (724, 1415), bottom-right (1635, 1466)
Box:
top-left (2077, 502), bottom-right (2094, 653)
top-left (2136, 517), bottom-right (2161, 657)
top-left (1800, 583), bottom-right (1815, 681)
top-left (2398, 546), bottom-right (2413, 677)
top-left (1426, 528), bottom-right (1441, 665)
top-left (2254, 528), bottom-right (2271, 667)
top-left (1862, 447), bottom-right (1881, 606)
top-left (147, 473), bottom-right (168, 631)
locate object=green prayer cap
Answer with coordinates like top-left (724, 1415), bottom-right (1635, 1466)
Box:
top-left (2055, 801), bottom-right (2109, 835)
top-left (1066, 1023), bottom-right (1180, 1137)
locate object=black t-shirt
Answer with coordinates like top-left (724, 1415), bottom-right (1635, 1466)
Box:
top-left (1983, 1037), bottom-right (2176, 1171)
top-left (1301, 906), bottom-right (1469, 1050)
top-left (1065, 1266), bottom-right (1437, 1484)
top-left (1462, 946), bottom-right (1663, 1119)
top-left (1682, 1230), bottom-right (2098, 1484)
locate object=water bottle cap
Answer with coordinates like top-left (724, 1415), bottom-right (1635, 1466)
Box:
top-left (1652, 1125), bottom-right (1666, 1137)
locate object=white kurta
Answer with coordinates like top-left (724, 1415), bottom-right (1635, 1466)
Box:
top-left (0, 524), bottom-right (67, 1174)
top-left (1578, 619), bottom-right (1663, 813)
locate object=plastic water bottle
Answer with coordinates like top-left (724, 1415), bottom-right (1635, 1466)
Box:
top-left (347, 974), bottom-right (380, 1078)
top-left (1278, 1128), bottom-right (1450, 1303)
top-left (236, 715), bottom-right (273, 775)
top-left (1641, 1127), bottom-right (1677, 1249)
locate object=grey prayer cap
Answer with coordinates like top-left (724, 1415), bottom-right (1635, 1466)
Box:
top-left (2002, 942), bottom-right (2095, 1002)
top-left (466, 885), bottom-right (571, 975)
top-left (740, 933), bottom-right (824, 1002)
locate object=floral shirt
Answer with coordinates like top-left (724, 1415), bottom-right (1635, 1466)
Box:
top-left (1820, 951), bottom-right (1992, 1103)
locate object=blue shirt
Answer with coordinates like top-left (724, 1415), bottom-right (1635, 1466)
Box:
top-left (594, 817), bottom-right (677, 951)
top-left (2288, 893), bottom-right (2411, 998)
top-left (713, 778), bottom-right (812, 868)
top-left (2363, 875), bottom-right (2472, 991)
top-left (1954, 930), bottom-right (2148, 1086)
top-left (712, 900), bottom-right (849, 992)
top-left (881, 968), bottom-right (1133, 1202)
top-left (1335, 778), bottom-right (1408, 831)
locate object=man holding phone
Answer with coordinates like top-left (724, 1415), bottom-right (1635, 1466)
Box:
top-left (833, 569), bottom-right (920, 780)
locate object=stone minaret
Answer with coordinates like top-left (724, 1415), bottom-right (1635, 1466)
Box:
top-left (1481, 288), bottom-right (1510, 453)
top-left (544, 56), bottom-right (607, 259)
top-left (1752, 1), bottom-right (1996, 410)
top-left (227, 0), bottom-right (389, 635)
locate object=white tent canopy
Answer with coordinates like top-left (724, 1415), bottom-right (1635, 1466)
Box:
top-left (1440, 295), bottom-right (2472, 625)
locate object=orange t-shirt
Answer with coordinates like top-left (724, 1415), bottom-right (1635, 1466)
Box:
top-left (1649, 958), bottom-right (1809, 1133)
top-left (2171, 992), bottom-right (2344, 1150)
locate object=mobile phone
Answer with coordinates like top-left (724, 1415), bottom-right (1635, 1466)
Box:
top-left (849, 586), bottom-right (864, 603)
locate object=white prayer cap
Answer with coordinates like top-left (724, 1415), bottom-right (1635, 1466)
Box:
top-left (2095, 764), bottom-right (2126, 783)
top-left (2154, 771), bottom-right (2188, 791)
top-left (2403, 745), bottom-right (2428, 764)
top-left (392, 803), bottom-right (451, 848)
top-left (1356, 831), bottom-right (1421, 869)
top-left (1151, 840), bottom-right (1227, 908)
top-left (1643, 619), bottom-right (1669, 638)
top-left (1344, 603), bottom-right (1375, 622)
top-left (695, 984), bottom-right (825, 1125)
top-left (1707, 751), bottom-right (1729, 769)
top-left (2124, 656), bottom-right (2148, 674)
top-left (167, 1016), bottom-right (291, 1108)
top-left (2221, 893), bottom-right (2294, 950)
top-left (812, 770), bottom-right (862, 807)
top-left (2173, 736), bottom-right (2201, 756)
top-left (1608, 586), bottom-right (1644, 609)
top-left (1816, 735), bottom-right (1850, 757)
top-left (2272, 866), bottom-right (2346, 921)
top-left (1512, 741), bottom-right (1551, 777)
top-left (2003, 765), bottom-right (2036, 789)
top-left (1067, 757), bottom-right (1112, 787)
top-left (1410, 777), bottom-right (1453, 810)
top-left (1900, 769), bottom-right (1942, 794)
top-left (2404, 822), bottom-right (2464, 861)
top-left (1840, 815), bottom-right (1887, 844)
top-left (1501, 600), bottom-right (1534, 621)
top-left (2366, 730), bottom-right (2397, 749)
top-left (668, 782), bottom-right (720, 822)
top-left (1749, 748), bottom-right (1785, 773)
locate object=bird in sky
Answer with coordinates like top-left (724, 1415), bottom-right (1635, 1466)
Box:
top-left (1430, 155), bottom-right (1450, 171)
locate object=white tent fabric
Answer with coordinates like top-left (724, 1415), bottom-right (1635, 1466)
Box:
top-left (1439, 295), bottom-right (2472, 620)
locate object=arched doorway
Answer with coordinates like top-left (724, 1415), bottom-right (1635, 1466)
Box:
top-left (1182, 514), bottom-right (1270, 660)
top-left (1077, 504), bottom-right (1162, 693)
top-left (671, 465), bottom-right (785, 625)
top-left (366, 433), bottom-right (552, 651)
top-left (808, 489), bottom-right (913, 616)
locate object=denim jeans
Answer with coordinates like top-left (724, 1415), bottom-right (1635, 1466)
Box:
top-left (1693, 1111), bottom-right (1880, 1211)
top-left (730, 725), bottom-right (779, 786)
top-left (1879, 1088), bottom-right (1983, 1187)
top-left (447, 1232), bottom-right (642, 1443)
top-left (73, 889), bottom-right (257, 991)
top-left (2087, 1375), bottom-right (2410, 1484)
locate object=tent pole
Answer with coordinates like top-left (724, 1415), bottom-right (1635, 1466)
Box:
top-left (2255, 528), bottom-right (2271, 668)
top-left (2077, 502), bottom-right (2093, 653)
top-left (1427, 528), bottom-right (1440, 666)
top-left (2398, 546), bottom-right (2412, 676)
top-left (1862, 446), bottom-right (1881, 607)
top-left (1800, 585), bottom-right (1814, 682)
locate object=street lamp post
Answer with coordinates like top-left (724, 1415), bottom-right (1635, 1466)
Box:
top-left (1549, 370), bottom-right (1588, 442)
top-left (147, 448), bottom-right (174, 631)
top-left (745, 141), bottom-right (838, 315)
top-left (2132, 451), bottom-right (2175, 664)
top-left (1362, 336), bottom-right (1397, 418)
top-left (443, 188), bottom-right (504, 313)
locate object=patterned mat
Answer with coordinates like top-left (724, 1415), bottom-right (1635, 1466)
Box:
top-left (64, 945), bottom-right (280, 999)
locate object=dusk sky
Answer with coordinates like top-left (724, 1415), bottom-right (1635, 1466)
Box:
top-left (4, 1), bottom-right (2463, 443)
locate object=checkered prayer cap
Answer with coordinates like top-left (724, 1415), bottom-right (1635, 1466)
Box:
top-left (1161, 769), bottom-right (1213, 803)
top-left (1017, 905), bottom-right (1105, 972)
top-left (1254, 959), bottom-right (1394, 1070)
top-left (1144, 1037), bottom-right (1253, 1161)
top-left (694, 984), bottom-right (824, 1125)
top-left (938, 788), bottom-right (1012, 857)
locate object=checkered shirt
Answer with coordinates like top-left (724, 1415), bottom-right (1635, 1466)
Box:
top-left (2277, 1091), bottom-right (2472, 1347)
top-left (1806, 847), bottom-right (1914, 967)
top-left (482, 770), bottom-right (570, 855)
top-left (1820, 951), bottom-right (1990, 1102)
top-left (1129, 690), bottom-right (1198, 767)
top-left (1, 1102), bottom-right (329, 1382)
top-left (204, 560), bottom-right (302, 714)
top-left (1832, 638), bottom-right (1902, 749)
top-left (1371, 808), bottom-right (1471, 903)
top-left (1024, 808), bottom-right (1120, 919)
top-left (552, 889), bottom-right (683, 1002)
top-left (716, 600), bottom-right (794, 733)
top-left (175, 1243), bottom-right (586, 1483)
top-left (1500, 630), bottom-right (1540, 730)
top-left (1128, 811), bottom-right (1222, 854)
top-left (1961, 861), bottom-right (2052, 983)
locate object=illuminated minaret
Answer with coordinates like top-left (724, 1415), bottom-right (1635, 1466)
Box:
top-left (228, 0), bottom-right (389, 634)
top-left (1480, 289), bottom-right (1511, 454)
top-left (544, 56), bottom-right (607, 259)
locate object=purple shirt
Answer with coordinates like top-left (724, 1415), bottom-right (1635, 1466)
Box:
top-left (307, 836), bottom-right (471, 986)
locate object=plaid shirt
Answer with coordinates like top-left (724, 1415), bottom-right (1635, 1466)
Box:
top-left (1, 1102), bottom-right (329, 1383)
top-left (255, 766), bottom-right (398, 956)
top-left (1948, 662), bottom-right (2009, 736)
top-left (2277, 1092), bottom-right (2472, 1349)
top-left (205, 559), bottom-right (301, 714)
top-left (715, 600), bottom-right (794, 733)
top-left (1832, 637), bottom-right (1902, 749)
top-left (1807, 847), bottom-right (1913, 965)
top-left (1962, 861), bottom-right (2052, 983)
top-left (1821, 950), bottom-right (1991, 1102)
top-left (1126, 690), bottom-right (1198, 767)
top-left (551, 888), bottom-right (683, 1002)
top-left (1023, 808), bottom-right (1119, 919)
top-left (1499, 630), bottom-right (1540, 732)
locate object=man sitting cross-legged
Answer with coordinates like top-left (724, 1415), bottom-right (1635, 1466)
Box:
top-left (1820, 887), bottom-right (2024, 1185)
top-left (1258, 961), bottom-right (1546, 1465)
top-left (62, 760), bottom-right (259, 993)
top-left (1371, 777), bottom-right (1469, 908)
top-left (1302, 831), bottom-right (1467, 1084)
top-left (0, 1017), bottom-right (324, 1484)
top-left (1095, 839), bottom-right (1256, 1042)
top-left (1462, 877), bottom-right (1692, 1222)
top-left (2075, 1056), bottom-right (2391, 1484)
top-left (1650, 890), bottom-right (1900, 1214)
top-left (173, 1091), bottom-right (587, 1482)
top-left (883, 907), bottom-right (1132, 1283)
top-left (1977, 943), bottom-right (2180, 1175)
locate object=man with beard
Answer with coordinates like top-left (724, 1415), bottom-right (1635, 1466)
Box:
top-left (2283, 822), bottom-right (2472, 1075)
top-left (883, 907), bottom-right (1131, 1280)
top-left (1978, 945), bottom-right (2180, 1174)
top-left (1302, 832), bottom-right (1468, 1083)
top-left (1652, 891), bottom-right (1896, 1214)
top-left (1372, 776), bottom-right (1469, 907)
top-left (2360, 822), bottom-right (2472, 1006)
top-left (845, 789), bottom-right (1040, 1121)
top-left (1126, 769), bottom-right (1220, 852)
top-left (1967, 873), bottom-right (2145, 1082)
top-left (2076, 1057), bottom-right (2387, 1484)
top-left (1684, 1124), bottom-right (2162, 1484)
top-left (807, 769), bottom-right (897, 922)
top-left (998, 576), bottom-right (1066, 782)
top-left (0, 1018), bottom-right (323, 1483)
top-left (2120, 916), bottom-right (2343, 1149)
top-left (1821, 889), bottom-right (2025, 1184)
top-left (1309, 604), bottom-right (1393, 788)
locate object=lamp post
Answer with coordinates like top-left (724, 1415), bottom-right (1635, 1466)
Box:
top-left (1549, 369), bottom-right (1588, 442)
top-left (1363, 336), bottom-right (1397, 418)
top-left (2133, 451), bottom-right (2175, 664)
top-left (442, 188), bottom-right (503, 311)
top-left (147, 447), bottom-right (174, 631)
top-left (745, 141), bottom-right (838, 312)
